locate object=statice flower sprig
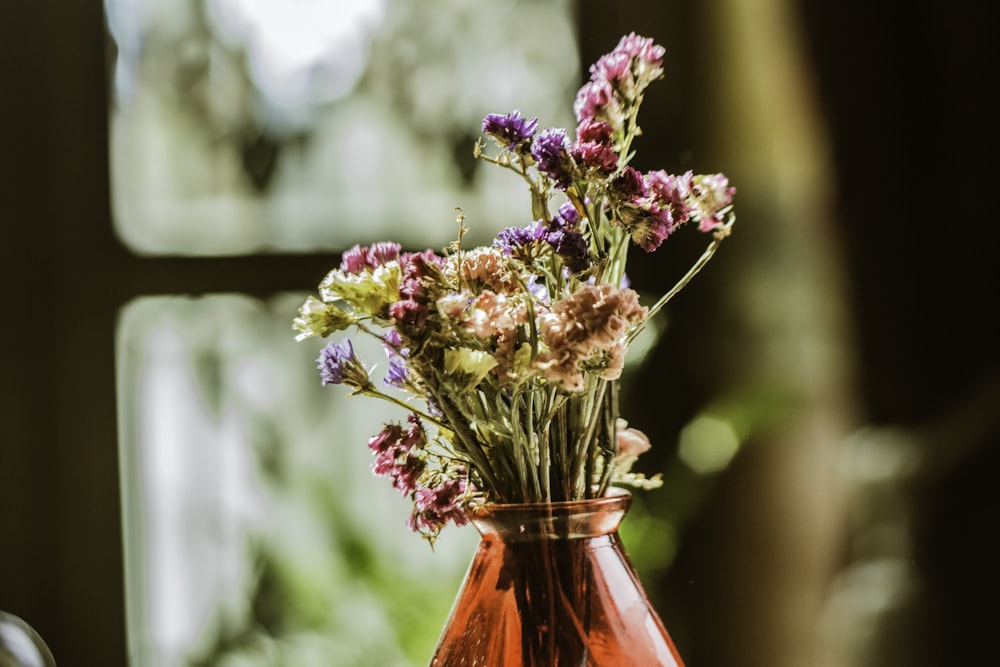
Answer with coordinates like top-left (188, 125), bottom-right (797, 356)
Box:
top-left (295, 33), bottom-right (735, 542)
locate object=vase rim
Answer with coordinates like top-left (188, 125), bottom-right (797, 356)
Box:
top-left (472, 486), bottom-right (632, 515)
top-left (468, 487), bottom-right (632, 540)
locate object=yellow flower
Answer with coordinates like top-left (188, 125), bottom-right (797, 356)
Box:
top-left (444, 348), bottom-right (498, 389)
top-left (319, 263), bottom-right (401, 316)
top-left (292, 296), bottom-right (357, 341)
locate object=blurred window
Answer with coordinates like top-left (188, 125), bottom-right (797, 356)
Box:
top-left (107, 0), bottom-right (579, 664)
top-left (106, 0), bottom-right (579, 255)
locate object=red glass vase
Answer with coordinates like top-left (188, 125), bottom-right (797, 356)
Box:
top-left (429, 488), bottom-right (685, 666)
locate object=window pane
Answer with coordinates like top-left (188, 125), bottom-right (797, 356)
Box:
top-left (106, 0), bottom-right (579, 255)
top-left (116, 294), bottom-right (478, 666)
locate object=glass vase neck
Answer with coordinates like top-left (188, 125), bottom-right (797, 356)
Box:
top-left (470, 487), bottom-right (630, 541)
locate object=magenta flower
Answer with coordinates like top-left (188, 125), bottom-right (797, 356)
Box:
top-left (390, 250), bottom-right (442, 327)
top-left (368, 416), bottom-right (427, 496)
top-left (573, 79), bottom-right (614, 124)
top-left (612, 166), bottom-right (647, 199)
top-left (572, 142), bottom-right (618, 174)
top-left (591, 50), bottom-right (632, 83)
top-left (408, 478), bottom-right (470, 535)
top-left (621, 207), bottom-right (673, 252)
top-left (690, 173), bottom-right (737, 232)
top-left (612, 32), bottom-right (666, 67)
top-left (389, 299), bottom-right (428, 327)
top-left (339, 241), bottom-right (401, 274)
top-left (400, 413), bottom-right (424, 450)
top-left (572, 119), bottom-right (619, 174)
top-left (574, 33), bottom-right (665, 130)
top-left (368, 423), bottom-right (404, 457)
top-left (389, 453), bottom-right (425, 495)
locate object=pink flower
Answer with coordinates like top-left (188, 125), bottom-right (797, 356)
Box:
top-left (616, 419), bottom-right (652, 459)
top-left (596, 342), bottom-right (627, 381)
top-left (367, 416), bottom-right (427, 496)
top-left (591, 50), bottom-right (632, 83)
top-left (464, 292), bottom-right (516, 338)
top-left (690, 173), bottom-right (736, 232)
top-left (457, 248), bottom-right (521, 294)
top-left (612, 33), bottom-right (666, 68)
top-left (535, 285), bottom-right (647, 391)
top-left (408, 478), bottom-right (470, 535)
top-left (573, 79), bottom-right (615, 123)
top-left (339, 242), bottom-right (401, 274)
top-left (574, 33), bottom-right (665, 127)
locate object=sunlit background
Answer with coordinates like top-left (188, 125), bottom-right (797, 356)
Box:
top-left (108, 0), bottom-right (579, 664)
top-left (2, 0), bottom-right (997, 666)
top-left (106, 0), bottom-right (578, 255)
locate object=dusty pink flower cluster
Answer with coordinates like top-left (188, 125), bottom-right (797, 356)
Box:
top-left (536, 285), bottom-right (648, 392)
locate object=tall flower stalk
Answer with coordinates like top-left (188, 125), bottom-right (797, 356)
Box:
top-left (294, 33), bottom-right (735, 542)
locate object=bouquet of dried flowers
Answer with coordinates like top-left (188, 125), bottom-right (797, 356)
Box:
top-left (294, 33), bottom-right (735, 541)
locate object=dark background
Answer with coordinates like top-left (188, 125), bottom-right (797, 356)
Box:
top-left (3, 1), bottom-right (997, 664)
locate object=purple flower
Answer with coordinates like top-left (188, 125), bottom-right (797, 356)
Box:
top-left (384, 354), bottom-right (409, 387)
top-left (495, 209), bottom-right (589, 272)
top-left (382, 327), bottom-right (403, 347)
top-left (381, 328), bottom-right (408, 357)
top-left (380, 336), bottom-right (412, 391)
top-left (548, 228), bottom-right (589, 273)
top-left (531, 128), bottom-right (573, 190)
top-left (493, 219), bottom-right (547, 255)
top-left (317, 339), bottom-right (367, 387)
top-left (482, 110), bottom-right (539, 151)
top-left (425, 396), bottom-right (444, 419)
top-left (528, 278), bottom-right (550, 304)
top-left (552, 201), bottom-right (580, 229)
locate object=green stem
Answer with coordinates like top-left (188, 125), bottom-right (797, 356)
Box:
top-left (570, 380), bottom-right (609, 497)
top-left (628, 210), bottom-right (736, 344)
